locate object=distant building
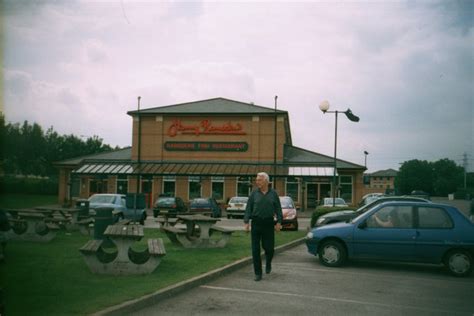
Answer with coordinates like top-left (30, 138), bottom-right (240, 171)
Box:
top-left (364, 168), bottom-right (398, 192)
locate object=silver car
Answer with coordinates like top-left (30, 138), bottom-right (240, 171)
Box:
top-left (226, 196), bottom-right (249, 219)
top-left (88, 193), bottom-right (147, 224)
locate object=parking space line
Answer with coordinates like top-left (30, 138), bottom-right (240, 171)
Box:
top-left (275, 262), bottom-right (474, 285)
top-left (200, 285), bottom-right (470, 314)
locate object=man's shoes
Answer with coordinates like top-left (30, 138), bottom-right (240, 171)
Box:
top-left (265, 265), bottom-right (272, 274)
top-left (254, 274), bottom-right (262, 281)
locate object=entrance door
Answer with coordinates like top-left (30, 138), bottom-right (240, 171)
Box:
top-left (306, 182), bottom-right (332, 208)
top-left (319, 183), bottom-right (331, 200)
top-left (141, 179), bottom-right (153, 208)
top-left (306, 184), bottom-right (318, 208)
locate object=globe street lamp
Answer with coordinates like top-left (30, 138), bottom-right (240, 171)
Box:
top-left (319, 100), bottom-right (360, 207)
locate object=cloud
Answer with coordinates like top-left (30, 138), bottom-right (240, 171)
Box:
top-left (2, 0), bottom-right (473, 171)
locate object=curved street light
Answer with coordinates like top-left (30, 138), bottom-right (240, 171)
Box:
top-left (319, 100), bottom-right (360, 207)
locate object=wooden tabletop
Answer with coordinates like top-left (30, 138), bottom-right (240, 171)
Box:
top-left (177, 214), bottom-right (220, 222)
top-left (18, 212), bottom-right (45, 219)
top-left (35, 206), bottom-right (80, 213)
top-left (104, 224), bottom-right (144, 238)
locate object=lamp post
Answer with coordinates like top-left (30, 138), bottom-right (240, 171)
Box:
top-left (364, 151), bottom-right (369, 168)
top-left (319, 100), bottom-right (360, 207)
top-left (273, 96), bottom-right (278, 181)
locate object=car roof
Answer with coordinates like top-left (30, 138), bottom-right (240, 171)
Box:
top-left (90, 193), bottom-right (124, 197)
top-left (374, 201), bottom-right (449, 208)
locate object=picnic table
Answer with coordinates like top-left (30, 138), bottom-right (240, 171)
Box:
top-left (6, 209), bottom-right (59, 242)
top-left (79, 224), bottom-right (166, 275)
top-left (162, 214), bottom-right (233, 248)
top-left (36, 206), bottom-right (94, 235)
top-left (155, 210), bottom-right (182, 227)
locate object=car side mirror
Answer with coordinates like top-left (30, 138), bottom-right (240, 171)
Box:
top-left (358, 221), bottom-right (367, 229)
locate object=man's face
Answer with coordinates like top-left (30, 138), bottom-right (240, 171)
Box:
top-left (255, 175), bottom-right (267, 189)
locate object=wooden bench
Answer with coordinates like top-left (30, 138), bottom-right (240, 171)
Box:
top-left (79, 239), bottom-right (103, 254)
top-left (162, 226), bottom-right (188, 235)
top-left (147, 238), bottom-right (166, 256)
top-left (156, 217), bottom-right (179, 227)
top-left (161, 226), bottom-right (189, 245)
top-left (209, 225), bottom-right (233, 234)
top-left (77, 218), bottom-right (94, 236)
top-left (46, 223), bottom-right (60, 230)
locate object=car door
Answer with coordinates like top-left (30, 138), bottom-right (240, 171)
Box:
top-left (414, 205), bottom-right (455, 263)
top-left (352, 205), bottom-right (417, 261)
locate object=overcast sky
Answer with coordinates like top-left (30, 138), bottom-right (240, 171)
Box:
top-left (2, 0), bottom-right (473, 172)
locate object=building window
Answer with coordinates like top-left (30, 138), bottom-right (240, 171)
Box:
top-left (211, 176), bottom-right (224, 201)
top-left (116, 175), bottom-right (128, 194)
top-left (286, 177), bottom-right (299, 202)
top-left (237, 176), bottom-right (252, 197)
top-left (89, 178), bottom-right (108, 195)
top-left (163, 175), bottom-right (176, 196)
top-left (71, 177), bottom-right (80, 198)
top-left (339, 175), bottom-right (353, 203)
top-left (188, 176), bottom-right (201, 200)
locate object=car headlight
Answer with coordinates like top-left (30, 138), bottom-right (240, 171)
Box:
top-left (283, 209), bottom-right (297, 220)
top-left (306, 232), bottom-right (314, 239)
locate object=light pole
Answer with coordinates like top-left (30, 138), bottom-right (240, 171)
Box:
top-left (319, 100), bottom-right (360, 207)
top-left (364, 151), bottom-right (369, 168)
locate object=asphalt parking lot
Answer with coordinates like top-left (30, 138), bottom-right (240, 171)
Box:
top-left (130, 241), bottom-right (473, 316)
top-left (125, 199), bottom-right (473, 316)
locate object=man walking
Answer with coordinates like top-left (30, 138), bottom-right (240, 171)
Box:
top-left (244, 172), bottom-right (282, 281)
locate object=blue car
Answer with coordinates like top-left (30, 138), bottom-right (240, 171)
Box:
top-left (306, 201), bottom-right (474, 277)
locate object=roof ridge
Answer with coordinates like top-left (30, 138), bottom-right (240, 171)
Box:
top-left (127, 97), bottom-right (287, 114)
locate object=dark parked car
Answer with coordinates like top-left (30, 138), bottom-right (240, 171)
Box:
top-left (189, 198), bottom-right (221, 218)
top-left (315, 196), bottom-right (430, 227)
top-left (306, 201), bottom-right (474, 277)
top-left (88, 193), bottom-right (147, 224)
top-left (153, 196), bottom-right (187, 217)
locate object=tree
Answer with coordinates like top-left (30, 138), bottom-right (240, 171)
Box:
top-left (395, 158), bottom-right (464, 196)
top-left (395, 160), bottom-right (433, 195)
top-left (432, 159), bottom-right (464, 196)
top-left (1, 118), bottom-right (116, 177)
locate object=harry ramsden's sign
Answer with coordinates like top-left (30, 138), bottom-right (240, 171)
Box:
top-left (167, 119), bottom-right (246, 137)
top-left (164, 141), bottom-right (248, 152)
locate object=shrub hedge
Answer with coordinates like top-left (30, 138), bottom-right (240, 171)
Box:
top-left (0, 176), bottom-right (58, 195)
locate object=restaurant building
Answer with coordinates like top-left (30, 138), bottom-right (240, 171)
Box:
top-left (55, 98), bottom-right (366, 209)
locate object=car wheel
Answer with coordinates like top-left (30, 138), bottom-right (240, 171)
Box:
top-left (318, 240), bottom-right (347, 267)
top-left (227, 215), bottom-right (231, 219)
top-left (444, 250), bottom-right (472, 277)
top-left (293, 222), bottom-right (299, 231)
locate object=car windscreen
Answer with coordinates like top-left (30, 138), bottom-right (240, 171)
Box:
top-left (190, 199), bottom-right (210, 207)
top-left (279, 198), bottom-right (295, 208)
top-left (88, 195), bottom-right (115, 204)
top-left (230, 197), bottom-right (248, 203)
top-left (156, 198), bottom-right (176, 206)
top-left (324, 198), bottom-right (346, 205)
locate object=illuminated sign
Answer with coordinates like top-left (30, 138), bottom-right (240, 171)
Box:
top-left (167, 119), bottom-right (246, 137)
top-left (164, 142), bottom-right (248, 152)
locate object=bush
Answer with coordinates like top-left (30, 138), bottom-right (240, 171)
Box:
top-left (310, 206), bottom-right (357, 227)
top-left (0, 176), bottom-right (58, 195)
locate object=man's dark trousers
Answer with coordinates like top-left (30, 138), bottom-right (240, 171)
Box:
top-left (251, 218), bottom-right (275, 276)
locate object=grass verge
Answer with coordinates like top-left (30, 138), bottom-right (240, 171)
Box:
top-left (1, 226), bottom-right (305, 315)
